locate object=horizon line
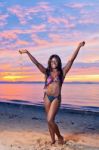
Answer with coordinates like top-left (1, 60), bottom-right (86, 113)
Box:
top-left (0, 81), bottom-right (99, 84)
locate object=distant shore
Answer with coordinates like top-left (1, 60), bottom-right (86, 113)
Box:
top-left (0, 81), bottom-right (99, 84)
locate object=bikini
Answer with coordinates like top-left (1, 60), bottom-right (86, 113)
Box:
top-left (44, 72), bottom-right (62, 102)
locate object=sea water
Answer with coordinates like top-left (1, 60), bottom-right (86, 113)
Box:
top-left (0, 82), bottom-right (99, 113)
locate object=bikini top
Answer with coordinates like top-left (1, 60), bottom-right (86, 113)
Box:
top-left (46, 75), bottom-right (60, 86)
top-left (44, 72), bottom-right (62, 88)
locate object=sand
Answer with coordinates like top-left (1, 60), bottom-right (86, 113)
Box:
top-left (0, 101), bottom-right (99, 150)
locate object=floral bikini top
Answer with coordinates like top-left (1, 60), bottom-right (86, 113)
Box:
top-left (44, 71), bottom-right (63, 88)
top-left (46, 75), bottom-right (60, 86)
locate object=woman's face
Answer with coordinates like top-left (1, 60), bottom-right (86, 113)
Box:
top-left (50, 57), bottom-right (58, 69)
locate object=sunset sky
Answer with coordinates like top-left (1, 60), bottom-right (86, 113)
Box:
top-left (0, 0), bottom-right (99, 82)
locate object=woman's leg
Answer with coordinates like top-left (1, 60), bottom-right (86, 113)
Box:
top-left (47, 99), bottom-right (64, 144)
top-left (43, 94), bottom-right (56, 144)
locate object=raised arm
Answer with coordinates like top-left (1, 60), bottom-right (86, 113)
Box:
top-left (19, 49), bottom-right (46, 74)
top-left (62, 41), bottom-right (85, 78)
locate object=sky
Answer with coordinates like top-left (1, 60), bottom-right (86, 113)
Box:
top-left (0, 0), bottom-right (99, 82)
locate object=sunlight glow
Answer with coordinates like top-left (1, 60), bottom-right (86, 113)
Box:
top-left (65, 74), bottom-right (99, 82)
top-left (3, 75), bottom-right (28, 81)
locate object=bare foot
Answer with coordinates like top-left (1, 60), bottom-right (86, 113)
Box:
top-left (58, 135), bottom-right (64, 145)
top-left (50, 140), bottom-right (56, 145)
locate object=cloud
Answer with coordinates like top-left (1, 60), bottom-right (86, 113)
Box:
top-left (0, 2), bottom-right (4, 7)
top-left (85, 34), bottom-right (99, 49)
top-left (47, 16), bottom-right (75, 29)
top-left (78, 3), bottom-right (99, 25)
top-left (78, 9), bottom-right (99, 25)
top-left (8, 5), bottom-right (28, 24)
top-left (31, 24), bottom-right (46, 32)
top-left (0, 29), bottom-right (31, 50)
top-left (16, 40), bottom-right (29, 45)
top-left (78, 18), bottom-right (94, 24)
top-left (1, 63), bottom-right (99, 82)
top-left (0, 64), bottom-right (11, 72)
top-left (73, 62), bottom-right (99, 68)
top-left (64, 2), bottom-right (99, 26)
top-left (49, 33), bottom-right (62, 41)
top-left (8, 3), bottom-right (53, 25)
top-left (65, 2), bottom-right (94, 9)
top-left (0, 30), bottom-right (17, 39)
top-left (0, 14), bottom-right (9, 27)
top-left (0, 26), bottom-right (99, 62)
top-left (64, 74), bottom-right (99, 82)
top-left (0, 0), bottom-right (99, 82)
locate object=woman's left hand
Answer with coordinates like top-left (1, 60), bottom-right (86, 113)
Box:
top-left (78, 41), bottom-right (85, 47)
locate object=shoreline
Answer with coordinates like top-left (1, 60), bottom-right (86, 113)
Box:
top-left (0, 100), bottom-right (99, 115)
top-left (0, 101), bottom-right (99, 149)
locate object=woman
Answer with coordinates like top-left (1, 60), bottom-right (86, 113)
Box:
top-left (19, 41), bottom-right (85, 145)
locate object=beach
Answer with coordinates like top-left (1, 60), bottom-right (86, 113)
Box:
top-left (0, 101), bottom-right (99, 150)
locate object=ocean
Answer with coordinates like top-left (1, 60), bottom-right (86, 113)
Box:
top-left (0, 83), bottom-right (99, 113)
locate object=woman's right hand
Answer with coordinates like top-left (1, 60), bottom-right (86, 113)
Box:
top-left (19, 49), bottom-right (28, 54)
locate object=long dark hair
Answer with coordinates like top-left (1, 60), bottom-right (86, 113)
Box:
top-left (46, 54), bottom-right (63, 85)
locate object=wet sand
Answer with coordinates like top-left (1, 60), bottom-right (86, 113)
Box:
top-left (0, 101), bottom-right (99, 150)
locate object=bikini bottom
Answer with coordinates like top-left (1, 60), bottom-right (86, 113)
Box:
top-left (44, 92), bottom-right (61, 102)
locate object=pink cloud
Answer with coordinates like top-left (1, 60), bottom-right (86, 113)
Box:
top-left (8, 3), bottom-right (53, 25)
top-left (65, 2), bottom-right (94, 9)
top-left (0, 28), bottom-right (80, 51)
top-left (0, 29), bottom-right (30, 42)
top-left (68, 3), bottom-right (86, 9)
top-left (31, 37), bottom-right (74, 49)
top-left (49, 34), bottom-right (62, 41)
top-left (86, 36), bottom-right (99, 47)
top-left (9, 29), bottom-right (31, 35)
top-left (48, 16), bottom-right (68, 24)
top-left (0, 30), bottom-right (86, 52)
top-left (0, 22), bottom-right (7, 27)
top-left (16, 40), bottom-right (29, 45)
top-left (69, 67), bottom-right (99, 75)
top-left (0, 28), bottom-right (99, 55)
top-left (0, 62), bottom-right (99, 82)
top-left (28, 2), bottom-right (53, 13)
top-left (48, 16), bottom-right (75, 29)
top-left (0, 30), bottom-right (17, 39)
top-left (31, 24), bottom-right (46, 32)
top-left (0, 64), bottom-right (11, 71)
top-left (31, 34), bottom-right (49, 45)
top-left (8, 5), bottom-right (28, 24)
top-left (0, 2), bottom-right (4, 7)
top-left (0, 63), bottom-right (36, 73)
top-left (79, 18), bottom-right (94, 24)
top-left (0, 29), bottom-right (32, 50)
top-left (0, 14), bottom-right (9, 20)
top-left (79, 9), bottom-right (99, 25)
top-left (0, 14), bottom-right (9, 26)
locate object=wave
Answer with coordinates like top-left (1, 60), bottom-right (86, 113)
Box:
top-left (0, 99), bottom-right (99, 115)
